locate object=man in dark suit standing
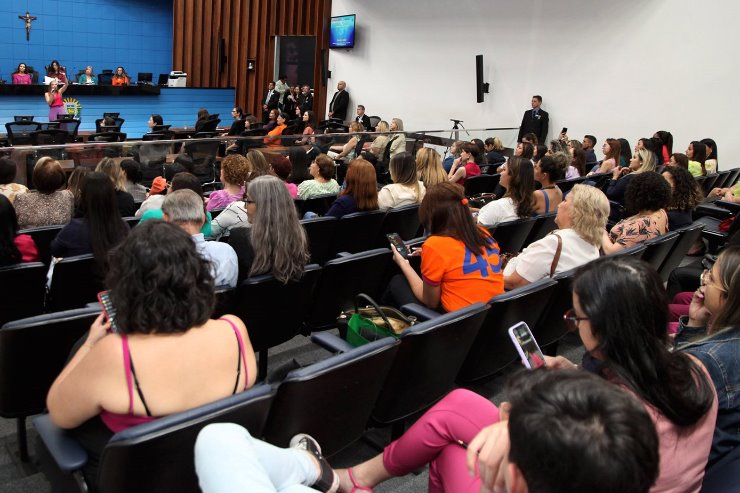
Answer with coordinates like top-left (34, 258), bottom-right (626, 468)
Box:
top-left (296, 84), bottom-right (313, 117)
top-left (354, 104), bottom-right (372, 131)
top-left (327, 80), bottom-right (349, 121)
top-left (517, 95), bottom-right (549, 143)
top-left (262, 81), bottom-right (280, 123)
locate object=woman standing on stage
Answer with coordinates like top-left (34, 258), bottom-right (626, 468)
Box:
top-left (44, 79), bottom-right (68, 121)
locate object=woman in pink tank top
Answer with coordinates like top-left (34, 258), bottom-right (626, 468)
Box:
top-left (47, 221), bottom-right (257, 480)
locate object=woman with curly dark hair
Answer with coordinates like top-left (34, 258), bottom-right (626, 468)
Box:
top-left (662, 166), bottom-right (704, 230)
top-left (47, 221), bottom-right (257, 482)
top-left (602, 171), bottom-right (670, 253)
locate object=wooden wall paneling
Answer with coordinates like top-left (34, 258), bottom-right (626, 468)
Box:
top-left (173, 0), bottom-right (333, 119)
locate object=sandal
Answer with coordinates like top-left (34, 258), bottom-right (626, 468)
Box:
top-left (347, 467), bottom-right (372, 492)
top-left (290, 433), bottom-right (340, 493)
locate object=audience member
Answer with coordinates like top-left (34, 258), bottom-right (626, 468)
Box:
top-left (354, 105), bottom-right (372, 131)
top-left (274, 75), bottom-right (290, 107)
top-left (11, 63), bottom-right (32, 84)
top-left (296, 155), bottom-right (340, 200)
top-left (582, 134), bottom-right (598, 167)
top-left (325, 158), bottom-right (379, 219)
top-left (448, 142), bottom-right (481, 185)
top-left (668, 152), bottom-right (689, 170)
top-left (147, 114), bottom-right (164, 132)
top-left (207, 154), bottom-right (250, 212)
top-left (517, 95), bottom-right (548, 143)
top-left (602, 171), bottom-right (670, 253)
top-left (368, 121), bottom-right (391, 163)
top-left (415, 148), bottom-right (447, 190)
top-left (297, 84), bottom-right (313, 115)
top-left (0, 157), bottom-right (28, 204)
top-left (537, 256), bottom-right (716, 492)
top-left (271, 155), bottom-right (297, 198)
top-left (0, 195), bottom-right (39, 266)
top-left (378, 152), bottom-right (426, 208)
top-left (328, 122), bottom-right (363, 162)
top-left (686, 141), bottom-right (708, 177)
top-left (134, 176), bottom-right (168, 217)
top-left (226, 107), bottom-right (246, 136)
top-left (263, 112), bottom-right (289, 148)
top-left (383, 182), bottom-right (503, 312)
top-left (606, 148), bottom-right (657, 205)
top-left (296, 111), bottom-right (317, 145)
top-left (471, 139), bottom-right (487, 165)
top-left (194, 108), bottom-right (210, 132)
top-left (654, 130), bottom-right (673, 164)
top-left (262, 82), bottom-right (280, 123)
top-left (700, 138), bottom-right (718, 173)
top-left (676, 246), bottom-right (740, 468)
top-left (533, 144), bottom-right (548, 165)
top-left (65, 167), bottom-right (91, 209)
top-left (111, 66), bottom-right (129, 86)
top-left (504, 184), bottom-right (608, 289)
top-left (228, 176), bottom-right (309, 284)
top-left (388, 119), bottom-right (406, 159)
top-left (590, 138), bottom-right (620, 175)
top-left (442, 140), bottom-right (464, 173)
top-left (163, 190), bottom-right (238, 287)
top-left (617, 138), bottom-right (632, 167)
top-left (46, 221), bottom-right (256, 483)
top-left (483, 137), bottom-right (506, 166)
top-left (309, 369), bottom-right (660, 493)
top-left (14, 157), bottom-right (73, 229)
top-left (708, 180), bottom-right (740, 203)
top-left (120, 159), bottom-right (147, 203)
top-left (95, 158), bottom-right (136, 216)
top-left (514, 141), bottom-right (534, 160)
top-left (662, 165), bottom-right (703, 230)
top-left (140, 172), bottom-right (213, 237)
top-left (50, 172), bottom-right (129, 269)
top-left (327, 80), bottom-right (349, 120)
top-left (567, 139), bottom-right (587, 178)
top-left (533, 153), bottom-right (566, 214)
top-left (478, 157), bottom-right (536, 226)
top-left (77, 66), bottom-right (97, 85)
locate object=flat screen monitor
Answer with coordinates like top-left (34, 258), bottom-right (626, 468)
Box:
top-left (158, 73), bottom-right (169, 85)
top-left (14, 115), bottom-right (34, 122)
top-left (103, 112), bottom-right (120, 119)
top-left (329, 14), bottom-right (356, 49)
top-left (138, 72), bottom-right (153, 83)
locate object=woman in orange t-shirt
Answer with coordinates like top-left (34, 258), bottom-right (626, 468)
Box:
top-left (263, 112), bottom-right (288, 147)
top-left (384, 182), bottom-right (504, 312)
top-left (111, 66), bottom-right (129, 86)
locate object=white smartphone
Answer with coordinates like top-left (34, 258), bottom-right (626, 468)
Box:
top-left (508, 322), bottom-right (545, 369)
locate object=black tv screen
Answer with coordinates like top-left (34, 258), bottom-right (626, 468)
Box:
top-left (329, 14), bottom-right (356, 49)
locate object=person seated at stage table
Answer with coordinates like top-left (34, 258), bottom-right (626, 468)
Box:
top-left (46, 60), bottom-right (67, 83)
top-left (11, 63), bottom-right (33, 85)
top-left (111, 66), bottom-right (129, 86)
top-left (262, 112), bottom-right (289, 148)
top-left (77, 66), bottom-right (97, 85)
top-left (225, 107), bottom-right (246, 136)
top-left (14, 157), bottom-right (74, 229)
top-left (46, 220), bottom-right (257, 484)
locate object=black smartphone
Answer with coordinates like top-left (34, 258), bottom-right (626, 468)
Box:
top-left (561, 127), bottom-right (568, 135)
top-left (386, 233), bottom-right (409, 259)
top-left (508, 322), bottom-right (545, 369)
top-left (97, 290), bottom-right (119, 333)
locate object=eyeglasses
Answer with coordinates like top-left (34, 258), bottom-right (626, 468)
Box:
top-left (563, 309), bottom-right (589, 332)
top-left (701, 269), bottom-right (726, 292)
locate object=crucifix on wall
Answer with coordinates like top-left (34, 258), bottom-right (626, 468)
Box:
top-left (18, 11), bottom-right (37, 41)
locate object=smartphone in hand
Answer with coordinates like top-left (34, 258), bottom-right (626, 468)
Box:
top-left (386, 233), bottom-right (410, 259)
top-left (97, 290), bottom-right (120, 333)
top-left (508, 322), bottom-right (545, 369)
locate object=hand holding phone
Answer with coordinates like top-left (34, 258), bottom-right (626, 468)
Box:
top-left (386, 233), bottom-right (409, 259)
top-left (97, 290), bottom-right (120, 333)
top-left (508, 322), bottom-right (545, 369)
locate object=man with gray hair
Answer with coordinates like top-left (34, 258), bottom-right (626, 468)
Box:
top-left (162, 189), bottom-right (238, 288)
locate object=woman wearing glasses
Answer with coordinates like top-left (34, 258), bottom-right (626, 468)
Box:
top-left (676, 246), bottom-right (740, 469)
top-left (336, 256), bottom-right (716, 493)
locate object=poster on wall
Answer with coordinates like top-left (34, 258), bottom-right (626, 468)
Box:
top-left (276, 36), bottom-right (316, 87)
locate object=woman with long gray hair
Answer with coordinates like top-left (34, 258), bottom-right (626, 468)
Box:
top-left (228, 176), bottom-right (309, 284)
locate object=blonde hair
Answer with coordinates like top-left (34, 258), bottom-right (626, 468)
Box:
top-left (349, 121), bottom-right (363, 133)
top-left (569, 184), bottom-right (610, 247)
top-left (95, 157), bottom-right (126, 191)
top-left (415, 148), bottom-right (447, 189)
top-left (376, 121), bottom-right (389, 133)
top-left (391, 118), bottom-right (404, 131)
top-left (634, 148), bottom-right (657, 174)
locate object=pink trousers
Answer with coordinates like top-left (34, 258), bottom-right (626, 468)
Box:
top-left (382, 389), bottom-right (500, 493)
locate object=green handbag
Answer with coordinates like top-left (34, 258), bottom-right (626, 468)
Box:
top-left (345, 293), bottom-right (416, 347)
